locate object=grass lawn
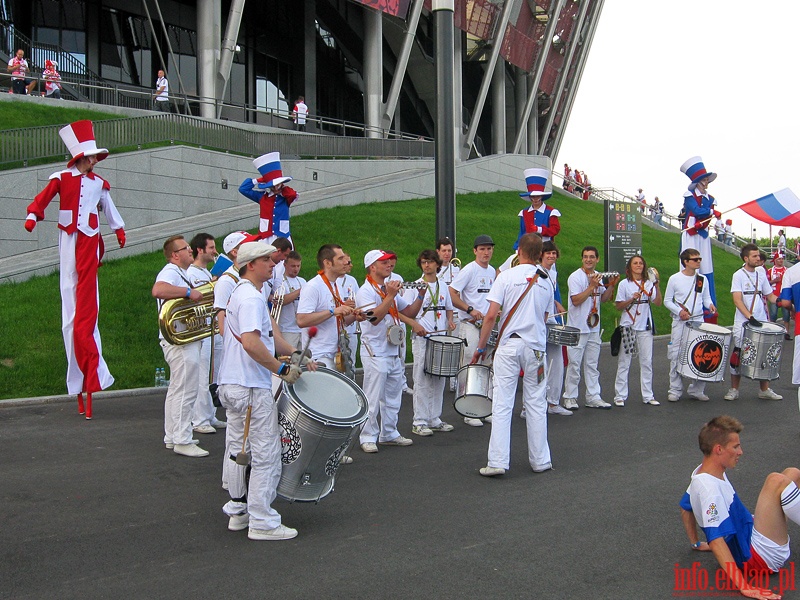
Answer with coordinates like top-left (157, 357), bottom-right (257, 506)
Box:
top-left (0, 102), bottom-right (119, 130)
top-left (0, 190), bottom-right (745, 400)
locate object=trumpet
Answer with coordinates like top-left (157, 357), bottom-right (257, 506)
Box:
top-left (159, 282), bottom-right (219, 345)
top-left (270, 279), bottom-right (285, 322)
top-left (450, 257), bottom-right (461, 268)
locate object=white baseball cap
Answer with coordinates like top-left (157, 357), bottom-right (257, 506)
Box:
top-left (236, 242), bottom-right (277, 267)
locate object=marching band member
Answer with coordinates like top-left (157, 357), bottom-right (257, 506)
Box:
top-left (472, 234), bottom-right (553, 477)
top-left (562, 246), bottom-right (619, 410)
top-left (514, 167), bottom-right (561, 248)
top-left (449, 234), bottom-right (496, 426)
top-left (337, 254), bottom-right (361, 370)
top-left (218, 242), bottom-right (314, 541)
top-left (357, 250), bottom-right (424, 453)
top-left (612, 255), bottom-right (662, 407)
top-left (273, 250), bottom-right (305, 349)
top-left (679, 156), bottom-right (721, 321)
top-left (724, 244), bottom-right (782, 402)
top-left (152, 235), bottom-right (207, 457)
top-left (540, 241), bottom-right (572, 416)
top-left (436, 237), bottom-right (460, 285)
top-left (25, 120), bottom-right (126, 419)
top-left (664, 249), bottom-right (717, 402)
top-left (404, 249), bottom-right (456, 437)
top-left (296, 244), bottom-right (359, 371)
top-left (238, 152), bottom-right (296, 245)
top-left (187, 233), bottom-right (227, 435)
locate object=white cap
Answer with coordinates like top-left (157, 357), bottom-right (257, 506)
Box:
top-left (364, 249), bottom-right (397, 268)
top-left (237, 242), bottom-right (276, 267)
top-left (223, 231), bottom-right (253, 254)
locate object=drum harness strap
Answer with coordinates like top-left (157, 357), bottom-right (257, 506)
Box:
top-left (626, 278), bottom-right (655, 331)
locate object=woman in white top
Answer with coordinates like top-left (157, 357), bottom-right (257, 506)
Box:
top-left (612, 255), bottom-right (662, 406)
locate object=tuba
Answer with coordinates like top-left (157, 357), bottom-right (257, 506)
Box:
top-left (159, 282), bottom-right (219, 345)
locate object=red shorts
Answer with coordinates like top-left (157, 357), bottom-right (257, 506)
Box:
top-left (743, 545), bottom-right (773, 575)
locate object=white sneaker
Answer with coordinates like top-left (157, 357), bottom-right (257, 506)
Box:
top-left (429, 421), bottom-right (454, 432)
top-left (689, 393), bottom-right (710, 402)
top-left (403, 386), bottom-right (414, 395)
top-left (484, 415), bottom-right (493, 423)
top-left (643, 399), bottom-right (661, 406)
top-left (411, 425), bottom-right (433, 437)
top-left (173, 443), bottom-right (209, 457)
top-left (193, 424), bottom-right (216, 434)
top-left (211, 418), bottom-right (227, 429)
top-left (340, 455), bottom-right (354, 464)
top-left (379, 436), bottom-right (413, 446)
top-left (563, 398), bottom-right (579, 410)
top-left (165, 439), bottom-right (199, 449)
top-left (228, 513), bottom-right (249, 531)
top-left (464, 417), bottom-right (484, 427)
top-left (585, 398), bottom-right (612, 409)
top-left (614, 399), bottom-right (625, 407)
top-left (723, 388), bottom-right (739, 401)
top-left (360, 442), bottom-right (378, 453)
top-left (667, 392), bottom-right (680, 402)
top-left (248, 524), bottom-right (298, 541)
top-left (548, 405), bottom-right (573, 416)
top-left (479, 466), bottom-right (505, 477)
top-left (758, 388), bottom-right (783, 400)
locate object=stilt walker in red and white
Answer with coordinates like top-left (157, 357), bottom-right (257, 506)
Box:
top-left (24, 120), bottom-right (126, 419)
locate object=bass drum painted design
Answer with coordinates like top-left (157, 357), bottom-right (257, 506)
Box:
top-left (424, 334), bottom-right (464, 377)
top-left (739, 321), bottom-right (784, 381)
top-left (454, 364), bottom-right (493, 418)
top-left (678, 322), bottom-right (732, 382)
top-left (277, 367), bottom-right (367, 503)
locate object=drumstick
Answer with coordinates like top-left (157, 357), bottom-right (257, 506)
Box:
top-left (354, 301), bottom-right (376, 311)
top-left (236, 404), bottom-right (252, 466)
top-left (293, 326), bottom-right (317, 366)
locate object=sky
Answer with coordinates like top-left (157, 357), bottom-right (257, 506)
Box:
top-left (555, 0), bottom-right (800, 242)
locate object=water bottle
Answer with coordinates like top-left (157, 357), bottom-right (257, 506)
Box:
top-left (154, 367), bottom-right (161, 387)
top-left (161, 368), bottom-right (169, 387)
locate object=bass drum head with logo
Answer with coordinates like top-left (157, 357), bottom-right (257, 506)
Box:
top-left (679, 322), bottom-right (731, 382)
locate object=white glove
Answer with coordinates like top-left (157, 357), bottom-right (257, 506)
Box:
top-left (278, 363), bottom-right (302, 384)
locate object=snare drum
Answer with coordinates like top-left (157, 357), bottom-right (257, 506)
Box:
top-left (277, 367), bottom-right (368, 502)
top-left (424, 335), bottom-right (464, 377)
top-left (454, 364), bottom-right (493, 418)
top-left (739, 322), bottom-right (784, 381)
top-left (678, 322), bottom-right (731, 382)
top-left (546, 324), bottom-right (580, 347)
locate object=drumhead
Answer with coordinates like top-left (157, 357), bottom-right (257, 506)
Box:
top-left (288, 367), bottom-right (367, 423)
top-left (428, 334), bottom-right (462, 344)
top-left (750, 322), bottom-right (785, 334)
top-left (697, 323), bottom-right (731, 335)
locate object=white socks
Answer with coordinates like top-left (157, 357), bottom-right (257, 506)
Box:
top-left (780, 481), bottom-right (800, 526)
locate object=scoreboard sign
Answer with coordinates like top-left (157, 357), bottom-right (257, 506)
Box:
top-left (604, 200), bottom-right (642, 273)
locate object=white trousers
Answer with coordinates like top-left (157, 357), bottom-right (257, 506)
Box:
top-left (219, 384), bottom-right (282, 530)
top-left (669, 320), bottom-right (707, 396)
top-left (359, 353), bottom-right (405, 443)
top-left (613, 329), bottom-right (655, 402)
top-left (411, 336), bottom-right (446, 427)
top-left (563, 331), bottom-right (602, 401)
top-left (192, 336), bottom-right (221, 427)
top-left (545, 343), bottom-right (565, 405)
top-left (161, 339), bottom-right (201, 445)
top-left (487, 339), bottom-right (551, 471)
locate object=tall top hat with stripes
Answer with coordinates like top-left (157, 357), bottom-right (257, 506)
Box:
top-left (680, 156), bottom-right (717, 191)
top-left (519, 167), bottom-right (552, 199)
top-left (253, 152), bottom-right (293, 190)
top-left (60, 120), bottom-right (108, 168)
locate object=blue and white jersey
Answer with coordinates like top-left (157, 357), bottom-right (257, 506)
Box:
top-left (679, 466), bottom-right (753, 567)
top-left (779, 262), bottom-right (800, 337)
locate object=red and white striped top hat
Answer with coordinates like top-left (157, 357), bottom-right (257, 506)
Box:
top-left (59, 120), bottom-right (108, 168)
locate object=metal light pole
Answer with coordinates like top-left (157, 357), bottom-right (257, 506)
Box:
top-left (433, 0), bottom-right (456, 246)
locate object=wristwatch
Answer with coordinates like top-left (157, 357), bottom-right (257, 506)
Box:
top-left (466, 306), bottom-right (474, 315)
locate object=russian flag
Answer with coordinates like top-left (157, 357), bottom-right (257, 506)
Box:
top-left (739, 188), bottom-right (800, 227)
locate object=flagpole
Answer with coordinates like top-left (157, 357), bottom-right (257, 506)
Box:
top-left (681, 207), bottom-right (738, 232)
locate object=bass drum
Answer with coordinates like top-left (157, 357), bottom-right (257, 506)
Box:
top-left (740, 321), bottom-right (784, 381)
top-left (277, 367), bottom-right (368, 503)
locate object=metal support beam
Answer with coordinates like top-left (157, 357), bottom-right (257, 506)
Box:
top-left (216, 0), bottom-right (246, 118)
top-left (514, 67), bottom-right (528, 152)
top-left (511, 0), bottom-right (564, 154)
top-left (434, 0), bottom-right (456, 246)
top-left (197, 0), bottom-right (218, 119)
top-left (381, 0), bottom-right (424, 131)
top-left (549, 0), bottom-right (605, 159)
top-left (539, 0), bottom-right (590, 153)
top-left (303, 0), bottom-right (317, 131)
top-left (364, 8), bottom-right (383, 138)
top-left (462, 0), bottom-right (517, 159)
top-left (454, 31), bottom-right (465, 160)
top-left (491, 60), bottom-right (506, 154)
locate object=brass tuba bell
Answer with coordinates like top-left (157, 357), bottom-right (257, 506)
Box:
top-left (158, 282), bottom-right (219, 345)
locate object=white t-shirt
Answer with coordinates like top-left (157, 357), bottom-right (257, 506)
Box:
top-left (663, 271), bottom-right (711, 322)
top-left (567, 269), bottom-right (606, 334)
top-left (297, 274), bottom-right (343, 357)
top-left (449, 261), bottom-right (495, 320)
top-left (213, 267), bottom-right (240, 312)
top-left (275, 275), bottom-right (306, 334)
top-left (731, 266), bottom-right (771, 328)
top-left (218, 281), bottom-right (274, 388)
top-left (497, 254), bottom-right (516, 273)
top-left (487, 264), bottom-right (552, 350)
top-left (544, 264), bottom-right (561, 325)
top-left (8, 57), bottom-right (28, 79)
top-left (187, 264), bottom-right (212, 288)
top-left (155, 76), bottom-right (169, 100)
top-left (357, 280), bottom-right (410, 357)
top-left (155, 263), bottom-right (193, 340)
top-left (294, 101), bottom-right (308, 124)
top-left (336, 273), bottom-right (360, 335)
top-left (402, 277), bottom-right (453, 333)
top-left (615, 278), bottom-right (657, 330)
